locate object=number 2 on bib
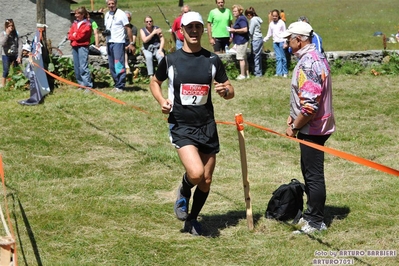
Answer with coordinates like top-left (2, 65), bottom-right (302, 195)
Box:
top-left (180, 84), bottom-right (210, 106)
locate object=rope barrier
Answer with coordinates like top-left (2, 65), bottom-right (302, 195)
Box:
top-left (32, 62), bottom-right (399, 177)
top-left (32, 62), bottom-right (150, 113)
top-left (242, 120), bottom-right (399, 177)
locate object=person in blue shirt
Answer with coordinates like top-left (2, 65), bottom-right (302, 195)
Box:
top-left (229, 4), bottom-right (249, 80)
top-left (285, 16), bottom-right (324, 65)
top-left (298, 16), bottom-right (324, 53)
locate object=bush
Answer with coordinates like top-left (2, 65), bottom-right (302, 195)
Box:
top-left (330, 59), bottom-right (365, 75)
top-left (369, 52), bottom-right (399, 76)
top-left (4, 64), bottom-right (29, 90)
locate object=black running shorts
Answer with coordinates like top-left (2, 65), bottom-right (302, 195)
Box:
top-left (169, 121), bottom-right (220, 154)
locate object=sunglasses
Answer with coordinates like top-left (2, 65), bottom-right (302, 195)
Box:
top-left (5, 19), bottom-right (13, 22)
top-left (145, 20), bottom-right (152, 23)
top-left (286, 36), bottom-right (297, 44)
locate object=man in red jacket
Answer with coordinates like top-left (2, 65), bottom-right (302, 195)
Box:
top-left (68, 6), bottom-right (93, 91)
top-left (171, 5), bottom-right (190, 50)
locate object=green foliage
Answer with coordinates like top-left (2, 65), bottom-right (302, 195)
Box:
top-left (264, 58), bottom-right (277, 77)
top-left (4, 64), bottom-right (29, 90)
top-left (89, 64), bottom-right (114, 87)
top-left (49, 56), bottom-right (76, 85)
top-left (50, 56), bottom-right (115, 87)
top-left (221, 60), bottom-right (239, 80)
top-left (330, 59), bottom-right (365, 75)
top-left (370, 52), bottom-right (399, 75)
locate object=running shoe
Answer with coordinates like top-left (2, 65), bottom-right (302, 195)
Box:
top-left (183, 219), bottom-right (203, 236)
top-left (174, 185), bottom-right (189, 221)
top-left (293, 221), bottom-right (327, 234)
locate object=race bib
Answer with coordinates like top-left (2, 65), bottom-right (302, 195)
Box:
top-left (180, 83), bottom-right (210, 106)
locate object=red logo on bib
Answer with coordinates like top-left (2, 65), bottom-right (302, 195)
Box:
top-left (181, 84), bottom-right (209, 96)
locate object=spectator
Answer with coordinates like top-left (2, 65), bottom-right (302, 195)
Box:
top-left (207, 0), bottom-right (233, 54)
top-left (68, 6), bottom-right (93, 91)
top-left (282, 21), bottom-right (335, 234)
top-left (104, 0), bottom-right (134, 92)
top-left (263, 9), bottom-right (288, 77)
top-left (140, 16), bottom-right (165, 77)
top-left (18, 43), bottom-right (46, 106)
top-left (280, 10), bottom-right (286, 22)
top-left (298, 16), bottom-right (324, 53)
top-left (280, 10), bottom-right (288, 68)
top-left (150, 11), bottom-right (235, 236)
top-left (171, 4), bottom-right (191, 50)
top-left (245, 7), bottom-right (263, 77)
top-left (229, 4), bottom-right (249, 80)
top-left (88, 12), bottom-right (101, 55)
top-left (0, 18), bottom-right (23, 88)
top-left (124, 11), bottom-right (138, 77)
top-left (268, 10), bottom-right (273, 23)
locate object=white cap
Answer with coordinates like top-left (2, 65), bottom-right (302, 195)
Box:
top-left (181, 11), bottom-right (204, 26)
top-left (22, 43), bottom-right (31, 51)
top-left (280, 21), bottom-right (313, 38)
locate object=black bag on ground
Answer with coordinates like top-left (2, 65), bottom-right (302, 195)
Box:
top-left (265, 179), bottom-right (305, 224)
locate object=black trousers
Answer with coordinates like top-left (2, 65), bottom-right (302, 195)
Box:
top-left (297, 133), bottom-right (331, 229)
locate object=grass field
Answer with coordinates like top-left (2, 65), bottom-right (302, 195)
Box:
top-left (72, 0), bottom-right (399, 52)
top-left (0, 0), bottom-right (398, 265)
top-left (1, 72), bottom-right (399, 265)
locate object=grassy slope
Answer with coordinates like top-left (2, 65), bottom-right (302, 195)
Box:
top-left (0, 0), bottom-right (398, 264)
top-left (73, 0), bottom-right (399, 51)
top-left (1, 73), bottom-right (398, 265)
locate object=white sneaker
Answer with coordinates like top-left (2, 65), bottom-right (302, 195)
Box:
top-left (293, 222), bottom-right (327, 234)
top-left (111, 88), bottom-right (124, 93)
top-left (283, 74), bottom-right (288, 78)
top-left (297, 217), bottom-right (308, 227)
top-left (236, 75), bottom-right (246, 80)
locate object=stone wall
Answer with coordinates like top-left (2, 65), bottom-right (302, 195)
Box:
top-left (218, 50), bottom-right (399, 66)
top-left (87, 49), bottom-right (399, 71)
top-left (324, 50), bottom-right (399, 66)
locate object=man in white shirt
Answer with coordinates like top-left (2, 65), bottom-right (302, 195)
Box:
top-left (104, 0), bottom-right (134, 92)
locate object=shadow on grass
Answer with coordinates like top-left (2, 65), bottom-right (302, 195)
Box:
top-left (324, 204), bottom-right (351, 227)
top-left (303, 205), bottom-right (371, 266)
top-left (93, 81), bottom-right (148, 92)
top-left (123, 85), bottom-right (148, 92)
top-left (9, 193), bottom-right (43, 266)
top-left (200, 211), bottom-right (263, 238)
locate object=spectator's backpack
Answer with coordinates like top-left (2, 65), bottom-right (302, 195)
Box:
top-left (265, 179), bottom-right (305, 224)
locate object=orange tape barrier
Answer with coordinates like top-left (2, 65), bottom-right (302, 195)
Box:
top-left (32, 63), bottom-right (399, 177)
top-left (242, 120), bottom-right (399, 177)
top-left (32, 62), bottom-right (150, 114)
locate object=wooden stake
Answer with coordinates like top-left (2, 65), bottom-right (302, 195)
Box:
top-left (0, 156), bottom-right (17, 266)
top-left (235, 113), bottom-right (254, 230)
